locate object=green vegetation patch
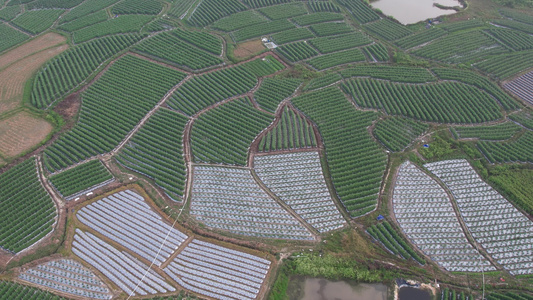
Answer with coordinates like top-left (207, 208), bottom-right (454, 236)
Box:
top-left (49, 160), bottom-right (113, 198)
top-left (309, 32), bottom-right (372, 54)
top-left (255, 77), bottom-right (302, 112)
top-left (308, 48), bottom-right (366, 70)
top-left (0, 281), bottom-right (69, 299)
top-left (292, 12), bottom-right (344, 26)
top-left (242, 55), bottom-right (285, 76)
top-left (172, 28), bottom-right (223, 55)
top-left (242, 0), bottom-right (290, 8)
top-left (475, 50), bottom-right (533, 79)
top-left (0, 5), bottom-right (22, 21)
top-left (187, 0), bottom-right (246, 27)
top-left (111, 0), bottom-right (163, 15)
top-left (191, 98), bottom-right (273, 165)
top-left (509, 109), bottom-right (533, 129)
top-left (374, 117), bottom-right (428, 152)
top-left (308, 1), bottom-right (341, 13)
top-left (168, 0), bottom-right (196, 18)
top-left (336, 0), bottom-right (379, 24)
top-left (61, 0), bottom-right (121, 23)
top-left (12, 9), bottom-right (64, 34)
top-left (491, 19), bottom-right (533, 35)
top-left (233, 19), bottom-right (295, 42)
top-left (276, 41), bottom-right (319, 62)
top-left (489, 165), bottom-right (533, 219)
top-left (364, 19), bottom-right (413, 41)
top-left (451, 122), bottom-right (522, 140)
top-left (361, 43), bottom-right (389, 62)
top-left (310, 22), bottom-right (353, 36)
top-left (32, 34), bottom-right (145, 109)
top-left (478, 131), bottom-right (533, 163)
top-left (485, 28), bottom-right (533, 51)
top-left (342, 79), bottom-right (503, 123)
top-left (292, 87), bottom-right (386, 217)
top-left (27, 0), bottom-right (84, 9)
top-left (117, 109), bottom-right (188, 201)
top-left (303, 73), bottom-right (342, 91)
top-left (73, 15), bottom-right (153, 43)
top-left (43, 55), bottom-right (186, 172)
top-left (58, 10), bottom-right (109, 32)
top-left (340, 65), bottom-right (436, 83)
top-left (367, 221), bottom-right (425, 264)
top-left (0, 158), bottom-right (56, 253)
top-left (395, 27), bottom-right (447, 49)
top-left (259, 3), bottom-right (308, 20)
top-left (212, 10), bottom-right (267, 32)
top-left (258, 106), bottom-right (317, 152)
top-left (438, 19), bottom-right (485, 32)
top-left (271, 27), bottom-right (315, 44)
top-left (500, 8), bottom-right (533, 25)
top-left (0, 23), bottom-right (29, 53)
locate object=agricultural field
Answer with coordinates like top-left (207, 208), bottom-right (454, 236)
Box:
top-left (308, 48), bottom-right (366, 70)
top-left (438, 19), bottom-right (485, 32)
top-left (451, 122), bottom-right (522, 140)
top-left (361, 43), bottom-right (389, 61)
top-left (254, 77), bottom-right (302, 113)
top-left (393, 161), bottom-right (494, 272)
top-left (340, 65), bottom-right (436, 83)
top-left (18, 259), bottom-right (112, 299)
top-left (373, 117), bottom-right (428, 152)
top-left (509, 109), bottom-right (533, 129)
top-left (276, 41), bottom-right (319, 62)
top-left (342, 78), bottom-right (503, 123)
top-left (292, 87), bottom-right (387, 217)
top-left (49, 160), bottom-right (113, 199)
top-left (504, 70), bottom-right (533, 105)
top-left (475, 50), bottom-right (533, 79)
top-left (116, 109), bottom-right (188, 201)
top-left (0, 281), bottom-right (70, 300)
top-left (42, 55), bottom-right (186, 172)
top-left (72, 15), bottom-right (153, 43)
top-left (302, 73), bottom-right (342, 91)
top-left (485, 28), bottom-right (533, 51)
top-left (0, 111), bottom-right (53, 158)
top-left (257, 106), bottom-right (317, 151)
top-left (258, 3), bottom-right (308, 20)
top-left (292, 12), bottom-right (344, 26)
top-left (336, 0), bottom-right (380, 23)
top-left (426, 160), bottom-right (533, 275)
top-left (478, 131), bottom-right (533, 163)
top-left (111, 0), bottom-right (163, 15)
top-left (366, 221), bottom-right (425, 264)
top-left (364, 19), bottom-right (413, 41)
top-left (271, 27), bottom-right (315, 44)
top-left (211, 10), bottom-right (267, 32)
top-left (187, 0), bottom-right (246, 27)
top-left (309, 32), bottom-right (372, 54)
top-left (0, 158), bottom-right (56, 253)
top-left (60, 0), bottom-right (121, 22)
top-left (190, 165), bottom-right (314, 240)
top-left (11, 9), bottom-right (64, 34)
top-left (232, 19), bottom-right (295, 42)
top-left (255, 151), bottom-right (346, 232)
top-left (395, 27), bottom-right (447, 49)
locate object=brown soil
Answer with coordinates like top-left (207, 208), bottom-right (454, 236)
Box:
top-left (233, 40), bottom-right (266, 59)
top-left (0, 111), bottom-right (53, 158)
top-left (0, 44), bottom-right (68, 115)
top-left (54, 91), bottom-right (81, 121)
top-left (0, 33), bottom-right (66, 70)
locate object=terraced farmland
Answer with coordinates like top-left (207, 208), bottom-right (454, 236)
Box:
top-left (426, 160), bottom-right (533, 275)
top-left (451, 122), bottom-right (522, 140)
top-left (254, 78), bottom-right (302, 113)
top-left (0, 281), bottom-right (70, 300)
top-left (18, 259), bottom-right (112, 299)
top-left (255, 151), bottom-right (346, 232)
top-left (367, 221), bottom-right (425, 264)
top-left (49, 159), bottom-right (114, 199)
top-left (393, 162), bottom-right (494, 272)
top-left (190, 165), bottom-right (314, 240)
top-left (374, 117), bottom-right (428, 152)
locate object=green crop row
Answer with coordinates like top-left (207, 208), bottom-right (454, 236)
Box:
top-left (73, 15), bottom-right (153, 43)
top-left (441, 288), bottom-right (474, 300)
top-left (364, 19), bottom-right (413, 41)
top-left (374, 117), bottom-right (428, 151)
top-left (212, 10), bottom-right (267, 32)
top-left (233, 19), bottom-right (295, 42)
top-left (438, 18), bottom-right (485, 32)
top-left (336, 0), bottom-right (379, 24)
top-left (188, 0), bottom-right (246, 27)
top-left (27, 0), bottom-right (83, 9)
top-left (309, 22), bottom-right (353, 37)
top-left (0, 281), bottom-right (68, 300)
top-left (475, 49), bottom-right (533, 79)
top-left (255, 77), bottom-right (302, 112)
top-left (168, 0), bottom-right (196, 19)
top-left (31, 34), bottom-right (144, 109)
top-left (12, 9), bottom-right (64, 34)
top-left (58, 10), bottom-right (109, 32)
top-left (0, 5), bottom-right (22, 21)
top-left (43, 55), bottom-right (186, 172)
top-left (117, 109), bottom-right (188, 201)
top-left (488, 291), bottom-right (533, 300)
top-left (500, 8), bottom-right (533, 25)
top-left (395, 27), bottom-right (446, 49)
top-left (478, 131), bottom-right (533, 163)
top-left (340, 65), bottom-right (436, 83)
top-left (361, 43), bottom-right (389, 61)
top-left (276, 41), bottom-right (318, 62)
top-left (291, 87), bottom-right (386, 217)
top-left (509, 110), bottom-right (533, 129)
top-left (308, 48), bottom-right (366, 70)
top-left (342, 78), bottom-right (503, 123)
top-left (451, 122), bottom-right (522, 140)
top-left (111, 0), bottom-right (163, 15)
top-left (134, 31), bottom-right (222, 70)
top-left (0, 158), bottom-right (56, 253)
top-left (0, 23), bottom-right (28, 53)
top-left (241, 55), bottom-right (285, 76)
top-left (271, 27), bottom-right (315, 44)
top-left (191, 97), bottom-right (273, 165)
top-left (259, 3), bottom-right (308, 20)
top-left (303, 73), bottom-right (342, 91)
top-left (485, 28), bottom-right (533, 51)
top-left (292, 12), bottom-right (343, 26)
top-left (242, 0), bottom-right (290, 8)
top-left (367, 221), bottom-right (425, 264)
top-left (308, 1), bottom-right (341, 13)
top-left (49, 160), bottom-right (113, 197)
top-left (492, 19), bottom-right (533, 35)
top-left (309, 32), bottom-right (372, 54)
top-left (259, 106), bottom-right (317, 151)
top-left (60, 0), bottom-right (121, 23)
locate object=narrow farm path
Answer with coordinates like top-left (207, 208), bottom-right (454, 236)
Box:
top-left (160, 235), bottom-right (193, 269)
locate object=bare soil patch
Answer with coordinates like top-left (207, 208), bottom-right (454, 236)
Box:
top-left (54, 91), bottom-right (81, 121)
top-left (0, 33), bottom-right (66, 70)
top-left (0, 44), bottom-right (68, 115)
top-left (233, 40), bottom-right (266, 59)
top-left (0, 111), bottom-right (53, 158)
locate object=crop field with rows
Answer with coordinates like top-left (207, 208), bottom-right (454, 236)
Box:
top-left (242, 0), bottom-right (290, 8)
top-left (336, 0), bottom-right (380, 23)
top-left (308, 1), bottom-right (341, 13)
top-left (0, 158), bottom-right (56, 253)
top-left (413, 30), bottom-right (507, 63)
top-left (504, 70), bottom-right (533, 105)
top-left (111, 0), bottom-right (163, 15)
top-left (342, 78), bottom-right (503, 123)
top-left (11, 9), bottom-right (64, 34)
top-left (232, 19), bottom-right (295, 41)
top-left (168, 65), bottom-right (257, 116)
top-left (31, 34), bottom-right (144, 109)
top-left (340, 65), bottom-right (436, 83)
top-left (292, 12), bottom-right (344, 26)
top-left (255, 152), bottom-right (346, 232)
top-left (500, 8), bottom-right (533, 25)
top-left (167, 0), bottom-right (196, 18)
top-left (367, 221), bottom-right (425, 264)
top-left (134, 31), bottom-right (223, 70)
top-left (373, 117), bottom-right (428, 152)
top-left (492, 19), bottom-right (533, 35)
top-left (271, 27), bottom-right (315, 44)
top-left (60, 0), bottom-right (121, 23)
top-left (393, 162), bottom-right (494, 272)
top-left (58, 11), bottom-right (109, 32)
top-left (478, 131), bottom-right (533, 163)
top-left (258, 3), bottom-right (308, 20)
top-left (486, 28), bottom-right (533, 51)
top-left (0, 23), bottom-right (28, 53)
top-left (395, 27), bottom-right (447, 49)
top-left (254, 77), bottom-right (302, 113)
top-left (190, 165), bottom-right (314, 240)
top-left (164, 239), bottom-right (271, 300)
top-left (72, 15), bottom-right (153, 43)
top-left (187, 0), bottom-right (246, 27)
top-left (241, 55), bottom-right (285, 76)
top-left (276, 41), bottom-right (318, 62)
top-left (426, 160), bottom-right (533, 275)
top-left (42, 55), bottom-right (186, 172)
top-left (364, 19), bottom-right (413, 41)
top-left (509, 109), bottom-right (533, 129)
top-left (451, 122), bottom-right (522, 140)
top-left (361, 43), bottom-right (389, 61)
top-left (308, 48), bottom-right (366, 70)
top-left (116, 109), bottom-right (188, 201)
top-left (309, 22), bottom-right (353, 37)
top-left (438, 19), bottom-right (485, 32)
top-left (76, 190), bottom-right (188, 266)
top-left (26, 0), bottom-right (83, 9)
top-left (258, 106), bottom-right (317, 152)
top-left (0, 5), bottom-right (22, 21)
top-left (211, 11), bottom-right (267, 32)
top-left (0, 281), bottom-right (69, 300)
top-left (476, 50), bottom-right (533, 79)
top-left (49, 159), bottom-right (113, 199)
top-left (309, 32), bottom-right (372, 54)
top-left (191, 98), bottom-right (273, 165)
top-left (18, 259), bottom-right (112, 299)
top-left (303, 73), bottom-right (342, 91)
top-left (292, 87), bottom-right (386, 217)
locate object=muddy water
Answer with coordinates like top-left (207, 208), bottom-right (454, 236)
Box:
top-left (370, 0), bottom-right (461, 24)
top-left (294, 278), bottom-right (388, 300)
top-left (398, 286), bottom-right (432, 300)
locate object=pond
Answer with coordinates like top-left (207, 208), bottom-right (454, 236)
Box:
top-left (288, 277), bottom-right (389, 300)
top-left (370, 0), bottom-right (461, 24)
top-left (398, 286), bottom-right (432, 300)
